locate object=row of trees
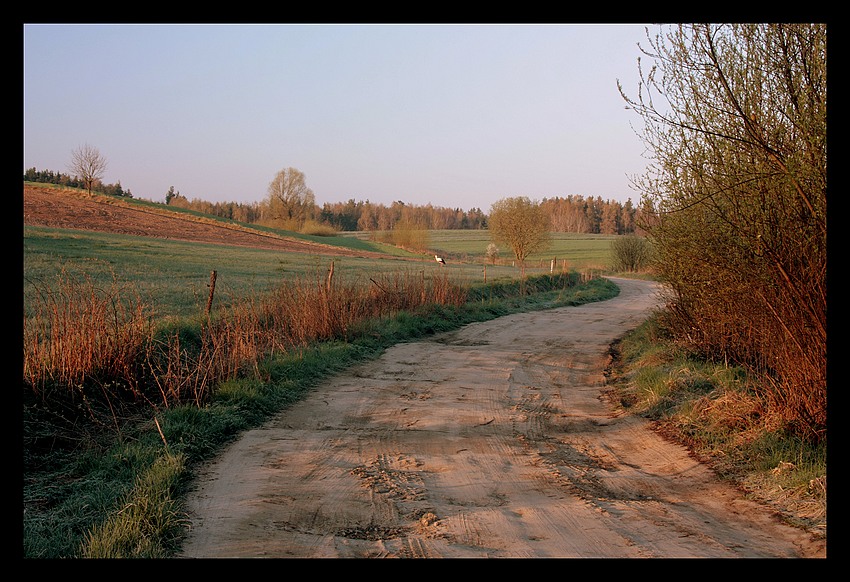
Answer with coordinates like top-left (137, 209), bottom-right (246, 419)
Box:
top-left (28, 147), bottom-right (643, 235)
top-left (164, 167), bottom-right (642, 235)
top-left (540, 195), bottom-right (644, 235)
top-left (25, 143), bottom-right (132, 198)
top-left (621, 24), bottom-right (827, 442)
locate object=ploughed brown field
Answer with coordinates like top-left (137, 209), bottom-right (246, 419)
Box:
top-left (23, 185), bottom-right (390, 259)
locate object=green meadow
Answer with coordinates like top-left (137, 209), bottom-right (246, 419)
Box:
top-left (422, 230), bottom-right (618, 268)
top-left (24, 226), bottom-right (616, 320)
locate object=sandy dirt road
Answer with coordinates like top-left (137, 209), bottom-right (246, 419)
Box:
top-left (179, 278), bottom-right (824, 558)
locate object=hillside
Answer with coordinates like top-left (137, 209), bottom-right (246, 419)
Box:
top-left (23, 185), bottom-right (392, 259)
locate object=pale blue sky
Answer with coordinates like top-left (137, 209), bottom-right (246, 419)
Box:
top-left (24, 23), bottom-right (653, 210)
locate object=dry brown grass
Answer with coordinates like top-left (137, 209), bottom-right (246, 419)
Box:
top-left (23, 270), bottom-right (154, 401)
top-left (24, 267), bottom-right (468, 413)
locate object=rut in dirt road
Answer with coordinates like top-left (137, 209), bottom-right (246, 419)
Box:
top-left (179, 278), bottom-right (824, 558)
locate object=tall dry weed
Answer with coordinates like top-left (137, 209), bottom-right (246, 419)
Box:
top-left (37, 266), bottom-right (470, 411)
top-left (23, 270), bottom-right (153, 402)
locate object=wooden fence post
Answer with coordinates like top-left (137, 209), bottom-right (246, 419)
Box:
top-left (206, 270), bottom-right (217, 315)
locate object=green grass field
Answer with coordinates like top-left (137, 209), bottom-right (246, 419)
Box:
top-left (423, 230), bottom-right (617, 268)
top-left (24, 226), bottom-right (616, 320)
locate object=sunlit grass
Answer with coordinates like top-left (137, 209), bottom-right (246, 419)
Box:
top-left (422, 230), bottom-right (618, 269)
top-left (609, 314), bottom-right (827, 535)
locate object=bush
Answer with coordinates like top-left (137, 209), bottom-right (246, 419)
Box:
top-left (300, 220), bottom-right (338, 237)
top-left (611, 235), bottom-right (652, 272)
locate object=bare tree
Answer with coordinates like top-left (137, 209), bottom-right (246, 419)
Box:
top-left (488, 197), bottom-right (551, 278)
top-left (266, 167), bottom-right (316, 229)
top-left (67, 144), bottom-right (108, 195)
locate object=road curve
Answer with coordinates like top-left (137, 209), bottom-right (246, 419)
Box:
top-left (179, 278), bottom-right (822, 558)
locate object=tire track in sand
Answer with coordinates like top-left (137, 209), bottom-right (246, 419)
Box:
top-left (179, 278), bottom-right (824, 558)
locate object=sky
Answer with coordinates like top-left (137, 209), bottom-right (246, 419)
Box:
top-left (23, 23), bottom-right (654, 211)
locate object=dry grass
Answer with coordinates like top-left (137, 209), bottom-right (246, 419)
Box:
top-left (610, 315), bottom-right (827, 538)
top-left (24, 266), bottom-right (468, 413)
top-left (23, 270), bottom-right (154, 401)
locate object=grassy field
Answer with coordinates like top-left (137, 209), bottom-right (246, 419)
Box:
top-left (22, 218), bottom-right (826, 558)
top-left (340, 229), bottom-right (618, 268)
top-left (24, 226), bottom-right (615, 320)
top-left (420, 230), bottom-right (618, 268)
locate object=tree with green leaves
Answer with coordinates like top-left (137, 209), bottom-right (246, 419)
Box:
top-left (611, 235), bottom-right (652, 272)
top-left (488, 196), bottom-right (551, 278)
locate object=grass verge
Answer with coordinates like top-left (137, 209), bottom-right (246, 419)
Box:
top-left (605, 313), bottom-right (827, 539)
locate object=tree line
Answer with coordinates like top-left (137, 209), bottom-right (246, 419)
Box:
top-left (27, 155), bottom-right (643, 235)
top-left (164, 184), bottom-right (642, 234)
top-left (24, 166), bottom-right (132, 199)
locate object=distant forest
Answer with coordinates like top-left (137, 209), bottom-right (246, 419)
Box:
top-left (25, 168), bottom-right (645, 235)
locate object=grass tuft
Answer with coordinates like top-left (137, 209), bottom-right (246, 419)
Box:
top-left (81, 452), bottom-right (187, 558)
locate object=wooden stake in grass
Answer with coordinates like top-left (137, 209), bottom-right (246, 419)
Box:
top-left (154, 416), bottom-right (169, 452)
top-left (206, 270), bottom-right (217, 315)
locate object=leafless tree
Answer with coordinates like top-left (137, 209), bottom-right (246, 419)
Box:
top-left (265, 167), bottom-right (316, 229)
top-left (67, 143), bottom-right (108, 195)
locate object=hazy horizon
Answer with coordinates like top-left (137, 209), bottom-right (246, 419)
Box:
top-left (24, 23), bottom-right (654, 211)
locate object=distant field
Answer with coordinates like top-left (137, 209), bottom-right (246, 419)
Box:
top-left (23, 188), bottom-right (619, 321)
top-left (343, 230), bottom-right (618, 269)
top-left (23, 227), bottom-right (528, 320)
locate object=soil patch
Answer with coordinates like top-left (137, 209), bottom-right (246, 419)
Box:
top-left (23, 185), bottom-right (390, 259)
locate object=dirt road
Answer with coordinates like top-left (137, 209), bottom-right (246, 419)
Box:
top-left (179, 278), bottom-right (823, 558)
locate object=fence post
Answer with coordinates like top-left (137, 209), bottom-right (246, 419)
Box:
top-left (206, 270), bottom-right (217, 315)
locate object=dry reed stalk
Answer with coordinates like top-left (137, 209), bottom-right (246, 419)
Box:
top-left (24, 271), bottom-right (153, 400)
top-left (25, 265), bottom-right (473, 411)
